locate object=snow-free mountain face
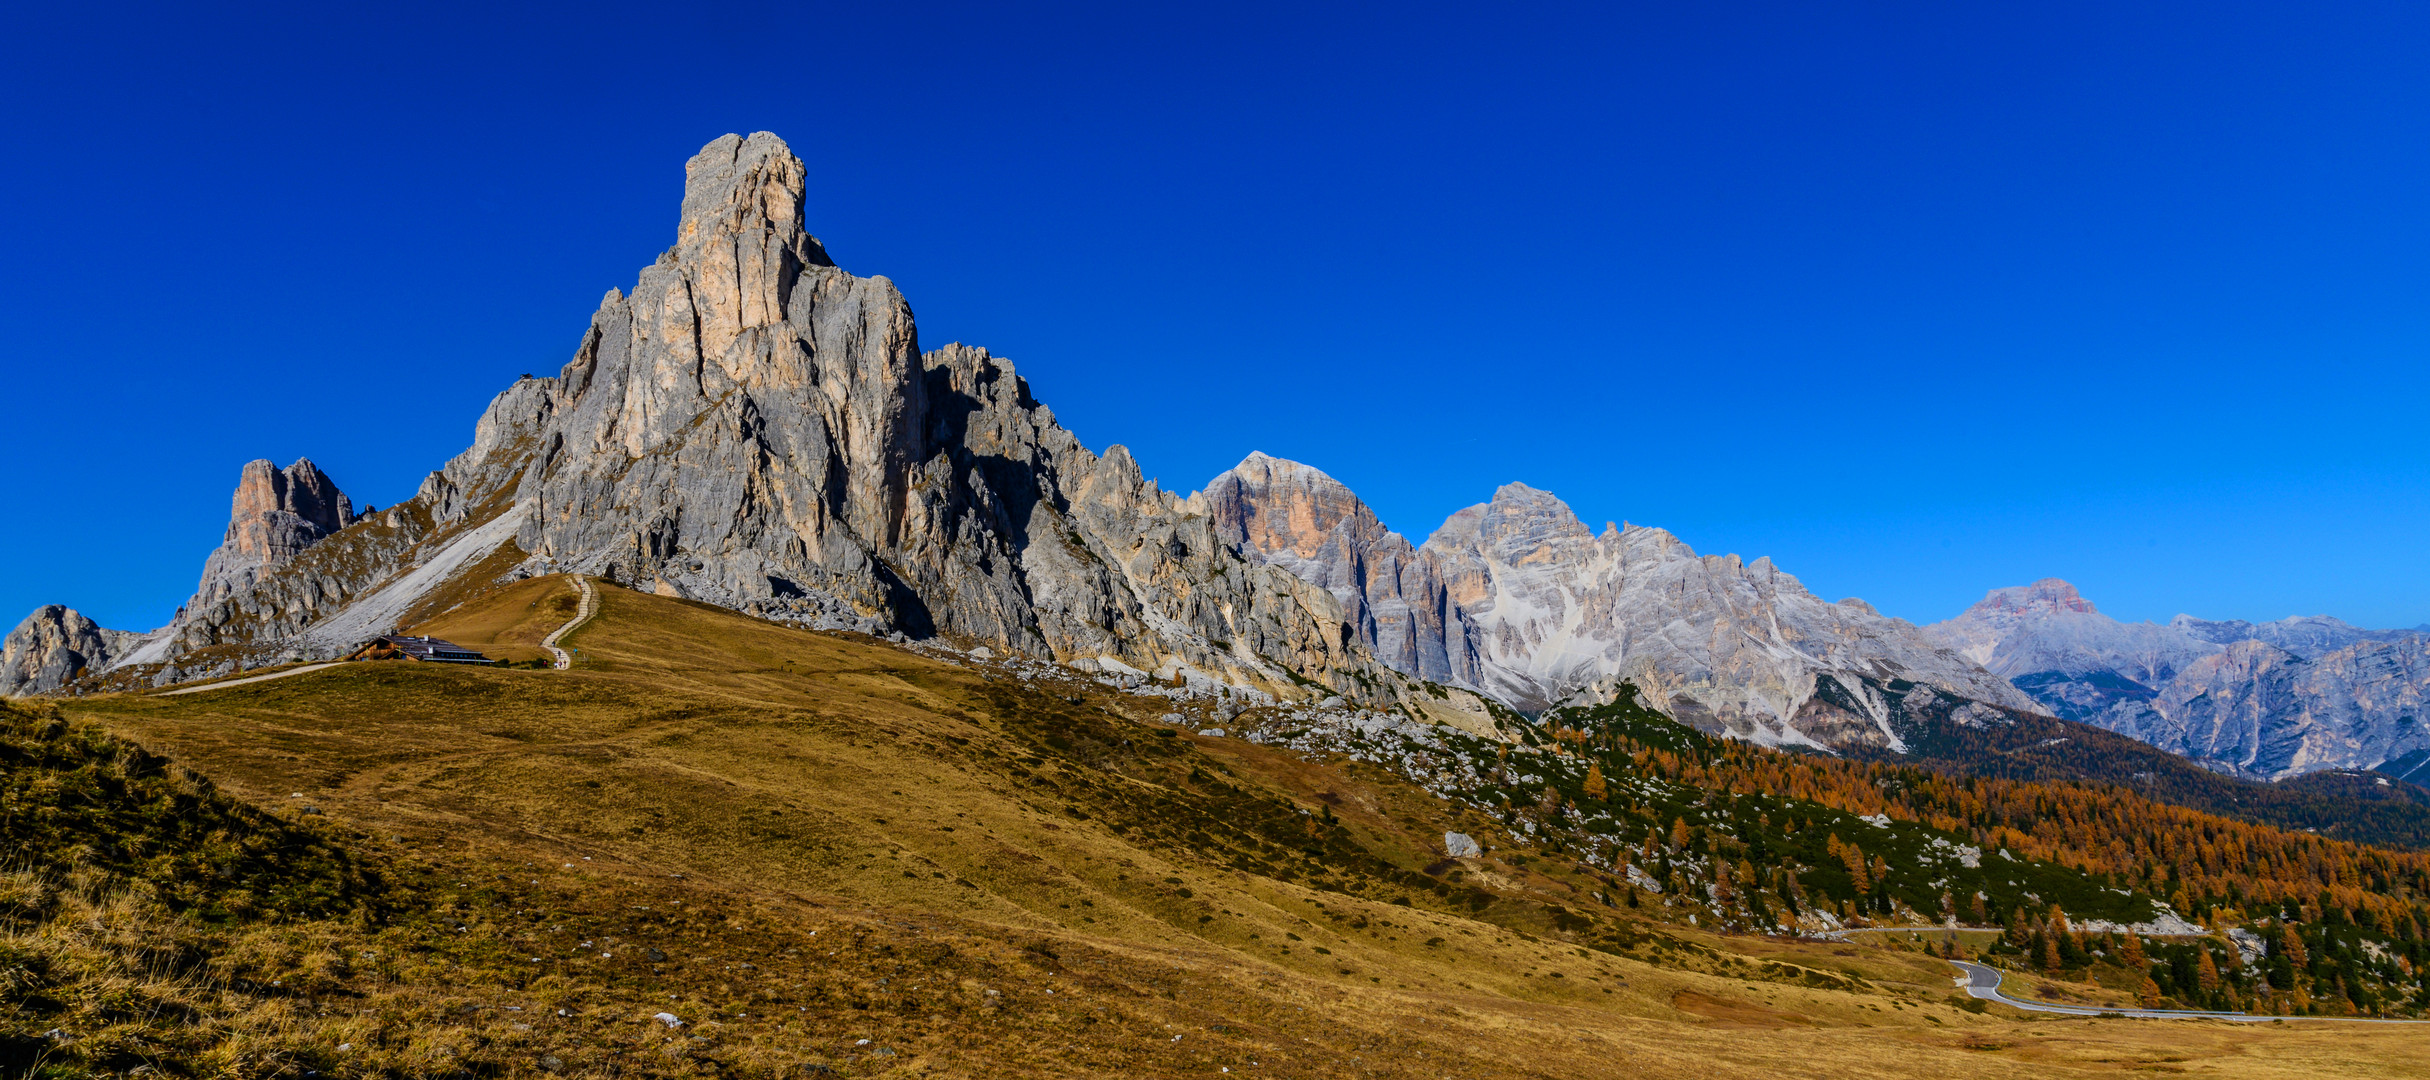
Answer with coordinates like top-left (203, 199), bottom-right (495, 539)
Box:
top-left (1924, 578), bottom-right (2220, 688)
top-left (1196, 455), bottom-right (2042, 749)
top-left (1923, 580), bottom-right (2430, 779)
top-left (3, 133), bottom-right (1440, 715)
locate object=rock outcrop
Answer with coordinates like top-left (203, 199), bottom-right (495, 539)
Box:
top-left (1197, 454), bottom-right (2043, 749)
top-left (1924, 580), bottom-right (2430, 778)
top-left (191, 458), bottom-right (356, 609)
top-left (418, 133), bottom-right (1390, 696)
top-left (5, 457), bottom-right (361, 693)
top-left (1926, 578), bottom-right (2219, 688)
top-left (0, 606), bottom-right (143, 696)
top-left (48, 133), bottom-right (1413, 707)
top-left (1193, 453), bottom-right (1457, 682)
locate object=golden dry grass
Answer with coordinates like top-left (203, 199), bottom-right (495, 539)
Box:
top-left (47, 581), bottom-right (2430, 1078)
top-left (399, 567), bottom-right (582, 663)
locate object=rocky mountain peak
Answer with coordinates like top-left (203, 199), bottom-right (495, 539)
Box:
top-left (1926, 580), bottom-right (2430, 779)
top-left (1965, 577), bottom-right (2099, 619)
top-left (224, 458), bottom-right (354, 563)
top-left (1425, 482), bottom-right (1594, 562)
top-left (1483, 481), bottom-right (1581, 523)
top-left (1486, 483), bottom-right (1591, 541)
top-left (0, 605), bottom-right (143, 696)
top-left (168, 458), bottom-right (362, 620)
top-left (678, 132), bottom-right (833, 266)
top-left (50, 132), bottom-right (1404, 710)
top-left (2167, 613), bottom-right (2384, 657)
top-left (1229, 451), bottom-right (1335, 487)
top-left (1211, 460), bottom-right (2041, 741)
top-left (4, 129), bottom-right (2039, 754)
top-left (1218, 451), bottom-right (1355, 497)
top-left (1928, 579), bottom-right (2203, 679)
top-left (1198, 453), bottom-right (1389, 566)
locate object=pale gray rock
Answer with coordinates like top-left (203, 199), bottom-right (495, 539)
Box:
top-left (136, 458), bottom-right (440, 663)
top-left (1193, 452), bottom-right (1459, 683)
top-left (1, 606), bottom-right (141, 696)
top-left (1199, 456), bottom-right (2042, 749)
top-left (2168, 612), bottom-right (2409, 658)
top-left (40, 458), bottom-right (383, 680)
top-left (189, 458), bottom-right (356, 615)
top-left (100, 133), bottom-right (1414, 706)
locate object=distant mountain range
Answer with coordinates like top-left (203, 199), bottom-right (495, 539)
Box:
top-left (1922, 578), bottom-right (2430, 781)
top-left (3, 131), bottom-right (2420, 802)
top-left (0, 132), bottom-right (2027, 762)
top-left (1194, 453), bottom-right (2036, 749)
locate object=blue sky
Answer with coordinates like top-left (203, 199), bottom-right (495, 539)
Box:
top-left (5, 2), bottom-right (2429, 632)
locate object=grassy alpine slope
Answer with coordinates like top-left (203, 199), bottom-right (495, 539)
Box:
top-left (13, 577), bottom-right (2426, 1077)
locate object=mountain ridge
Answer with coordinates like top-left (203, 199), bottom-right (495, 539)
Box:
top-left (4, 132), bottom-right (2410, 816)
top-left (4, 130), bottom-right (2430, 1075)
top-left (1196, 451), bottom-right (2042, 749)
top-left (4, 133), bottom-right (1437, 723)
top-left (1924, 578), bottom-right (2430, 779)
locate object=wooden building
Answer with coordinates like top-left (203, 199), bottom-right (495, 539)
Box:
top-left (351, 635), bottom-right (491, 664)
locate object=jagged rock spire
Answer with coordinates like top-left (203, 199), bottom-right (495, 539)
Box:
top-left (60, 133), bottom-right (1416, 710)
top-left (192, 458), bottom-right (355, 610)
top-left (223, 458), bottom-right (354, 561)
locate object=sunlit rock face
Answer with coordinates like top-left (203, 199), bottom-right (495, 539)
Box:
top-left (0, 606), bottom-right (141, 696)
top-left (439, 133), bottom-right (1390, 697)
top-left (1193, 453), bottom-right (1460, 685)
top-left (191, 458), bottom-right (356, 611)
top-left (36, 133), bottom-right (1411, 706)
top-left (1201, 455), bottom-right (2043, 750)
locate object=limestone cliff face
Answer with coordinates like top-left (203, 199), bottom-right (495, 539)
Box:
top-left (411, 133), bottom-right (1386, 696)
top-left (60, 132), bottom-right (1401, 703)
top-left (1199, 455), bottom-right (2042, 748)
top-left (166, 458), bottom-right (363, 649)
top-left (4, 458), bottom-right (383, 692)
top-left (2146, 637), bottom-right (2430, 777)
top-left (0, 606), bottom-right (144, 696)
top-left (189, 458), bottom-right (357, 614)
top-left (1193, 453), bottom-right (1458, 683)
top-left (454, 131), bottom-right (926, 618)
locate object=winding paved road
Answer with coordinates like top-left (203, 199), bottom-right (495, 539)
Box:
top-left (154, 575), bottom-right (601, 694)
top-left (1949, 959), bottom-right (2425, 1023)
top-left (540, 575), bottom-right (598, 670)
top-left (1949, 960), bottom-right (2254, 1020)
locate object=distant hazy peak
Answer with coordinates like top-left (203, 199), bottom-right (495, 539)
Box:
top-left (1963, 578), bottom-right (2099, 618)
top-left (2168, 612), bottom-right (2401, 657)
top-left (1926, 576), bottom-right (2430, 779)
